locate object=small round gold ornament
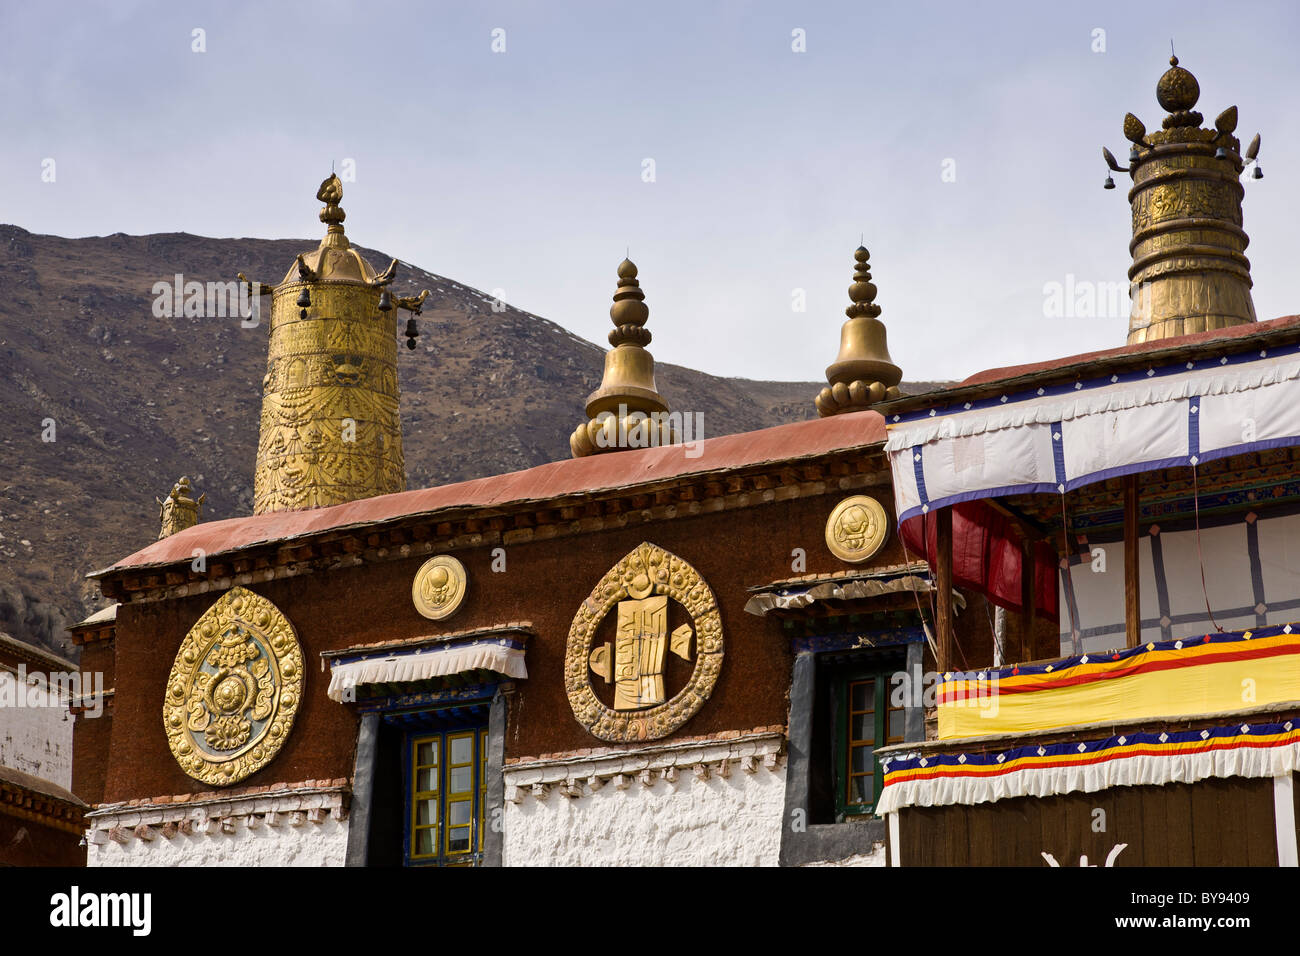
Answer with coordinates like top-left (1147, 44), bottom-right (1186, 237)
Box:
top-left (825, 495), bottom-right (890, 563)
top-left (412, 554), bottom-right (468, 620)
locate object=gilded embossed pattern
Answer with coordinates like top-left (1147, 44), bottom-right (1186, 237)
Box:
top-left (163, 588), bottom-right (304, 787)
top-left (1116, 58), bottom-right (1257, 344)
top-left (825, 495), bottom-right (890, 563)
top-left (254, 282), bottom-right (405, 513)
top-left (412, 554), bottom-right (468, 620)
top-left (565, 543), bottom-right (723, 742)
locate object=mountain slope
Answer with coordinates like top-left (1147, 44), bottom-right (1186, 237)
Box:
top-left (0, 226), bottom-right (945, 656)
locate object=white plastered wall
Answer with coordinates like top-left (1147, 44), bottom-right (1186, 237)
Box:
top-left (0, 670), bottom-right (74, 789)
top-left (501, 732), bottom-right (786, 866)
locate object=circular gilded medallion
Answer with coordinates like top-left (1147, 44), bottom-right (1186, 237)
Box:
top-left (565, 541), bottom-right (723, 743)
top-left (825, 494), bottom-right (890, 563)
top-left (412, 554), bottom-right (467, 620)
top-left (163, 587), bottom-right (304, 787)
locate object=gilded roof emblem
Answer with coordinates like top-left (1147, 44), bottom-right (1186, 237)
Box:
top-left (566, 542), bottom-right (722, 742)
top-left (825, 495), bottom-right (890, 563)
top-left (412, 554), bottom-right (468, 621)
top-left (163, 588), bottom-right (304, 787)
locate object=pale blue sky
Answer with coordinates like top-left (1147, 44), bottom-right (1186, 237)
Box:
top-left (2, 0), bottom-right (1296, 381)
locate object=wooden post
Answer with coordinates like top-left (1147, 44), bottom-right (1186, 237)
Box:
top-left (935, 508), bottom-right (954, 673)
top-left (1124, 475), bottom-right (1141, 648)
top-left (1019, 537), bottom-right (1036, 663)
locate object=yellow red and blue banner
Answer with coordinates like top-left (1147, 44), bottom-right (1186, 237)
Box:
top-left (877, 719), bottom-right (1300, 814)
top-left (937, 623), bottom-right (1300, 739)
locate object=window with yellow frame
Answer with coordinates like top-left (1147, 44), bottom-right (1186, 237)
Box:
top-left (832, 668), bottom-right (905, 818)
top-left (407, 727), bottom-right (489, 866)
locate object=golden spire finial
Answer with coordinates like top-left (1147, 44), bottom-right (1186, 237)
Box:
top-left (815, 245), bottom-right (902, 417)
top-left (607, 258), bottom-right (652, 348)
top-left (570, 258), bottom-right (676, 458)
top-left (317, 173), bottom-right (346, 227)
top-left (1105, 56), bottom-right (1259, 345)
top-left (1155, 54), bottom-right (1201, 128)
top-left (242, 175), bottom-right (415, 514)
top-left (845, 245), bottom-right (881, 319)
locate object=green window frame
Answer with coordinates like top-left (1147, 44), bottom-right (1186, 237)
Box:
top-left (832, 667), bottom-right (905, 818)
top-left (407, 727), bottom-right (489, 867)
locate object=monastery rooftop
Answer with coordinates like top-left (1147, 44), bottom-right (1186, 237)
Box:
top-left (92, 409), bottom-right (887, 578)
top-left (879, 313), bottom-right (1300, 416)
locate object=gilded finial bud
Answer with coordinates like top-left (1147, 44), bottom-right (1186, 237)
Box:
top-left (609, 257), bottom-right (651, 344)
top-left (1156, 56), bottom-right (1201, 128)
top-left (1123, 113), bottom-right (1147, 144)
top-left (316, 173), bottom-right (346, 226)
top-left (846, 245), bottom-right (880, 319)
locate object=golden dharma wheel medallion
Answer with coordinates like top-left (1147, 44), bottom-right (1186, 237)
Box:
top-left (566, 542), bottom-right (723, 743)
top-left (412, 554), bottom-right (468, 620)
top-left (825, 495), bottom-right (890, 563)
top-left (163, 587), bottom-right (304, 787)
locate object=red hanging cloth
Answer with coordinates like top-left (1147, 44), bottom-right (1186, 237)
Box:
top-left (901, 501), bottom-right (1059, 622)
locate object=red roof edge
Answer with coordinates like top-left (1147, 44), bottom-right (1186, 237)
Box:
top-left (92, 410), bottom-right (886, 577)
top-left (961, 315), bottom-right (1300, 387)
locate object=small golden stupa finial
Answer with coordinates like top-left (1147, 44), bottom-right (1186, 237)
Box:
top-left (815, 245), bottom-right (902, 417)
top-left (156, 476), bottom-right (204, 539)
top-left (570, 258), bottom-right (676, 457)
top-left (1105, 55), bottom-right (1260, 345)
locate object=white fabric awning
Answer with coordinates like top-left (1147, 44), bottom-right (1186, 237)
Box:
top-left (326, 640), bottom-right (528, 702)
top-left (885, 346), bottom-right (1300, 523)
top-left (877, 722), bottom-right (1300, 814)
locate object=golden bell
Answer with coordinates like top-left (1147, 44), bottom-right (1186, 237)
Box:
top-left (825, 315), bottom-right (901, 390)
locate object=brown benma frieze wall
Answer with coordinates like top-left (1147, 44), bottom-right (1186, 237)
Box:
top-left (97, 473), bottom-right (995, 805)
top-left (71, 641), bottom-right (114, 806)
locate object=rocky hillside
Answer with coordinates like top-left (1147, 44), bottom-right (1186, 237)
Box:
top-left (0, 226), bottom-right (946, 657)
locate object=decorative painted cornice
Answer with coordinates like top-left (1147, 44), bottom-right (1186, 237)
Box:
top-left (0, 632), bottom-right (77, 672)
top-left (502, 729), bottom-right (785, 802)
top-left (0, 773), bottom-right (85, 836)
top-left (85, 780), bottom-right (350, 846)
top-left (67, 603), bottom-right (118, 646)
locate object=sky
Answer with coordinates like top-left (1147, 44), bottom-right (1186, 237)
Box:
top-left (2, 0), bottom-right (1297, 383)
